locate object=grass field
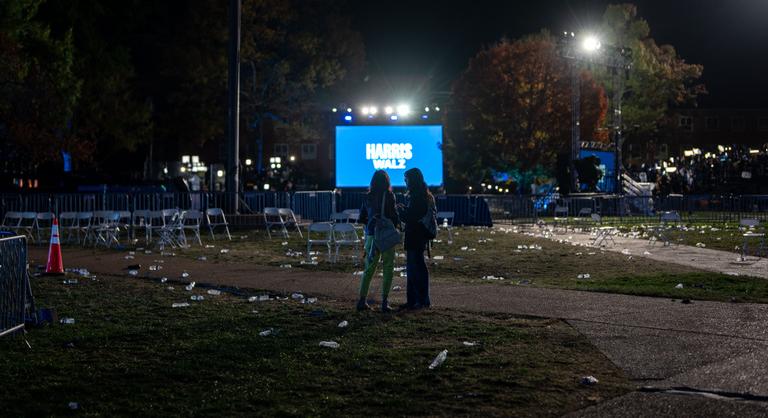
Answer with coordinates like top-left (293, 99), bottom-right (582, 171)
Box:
top-left (0, 274), bottom-right (631, 416)
top-left (170, 226), bottom-right (768, 304)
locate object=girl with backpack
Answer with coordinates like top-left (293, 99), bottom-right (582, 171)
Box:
top-left (399, 167), bottom-right (436, 310)
top-left (356, 170), bottom-right (400, 312)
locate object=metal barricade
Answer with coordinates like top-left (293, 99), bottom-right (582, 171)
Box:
top-left (292, 191), bottom-right (335, 222)
top-left (0, 236), bottom-right (29, 338)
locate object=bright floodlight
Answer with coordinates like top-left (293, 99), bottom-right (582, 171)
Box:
top-left (361, 106), bottom-right (370, 115)
top-left (396, 104), bottom-right (411, 116)
top-left (582, 35), bottom-right (601, 52)
top-left (384, 106), bottom-right (393, 115)
top-left (369, 106), bottom-right (378, 115)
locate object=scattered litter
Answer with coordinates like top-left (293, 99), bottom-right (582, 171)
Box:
top-left (63, 278), bottom-right (78, 285)
top-left (128, 270), bottom-right (139, 276)
top-left (580, 376), bottom-right (599, 385)
top-left (185, 282), bottom-right (196, 291)
top-left (338, 320), bottom-right (349, 328)
top-left (160, 277), bottom-right (168, 283)
top-left (462, 341), bottom-right (479, 347)
top-left (643, 251), bottom-right (652, 256)
top-left (482, 275), bottom-right (505, 281)
top-left (319, 341), bottom-right (340, 349)
top-left (460, 246), bottom-right (468, 251)
top-left (149, 265), bottom-right (162, 271)
top-left (167, 286), bottom-right (175, 291)
top-left (300, 260), bottom-right (318, 265)
top-left (302, 297), bottom-right (318, 304)
top-left (291, 293), bottom-right (305, 300)
top-left (352, 271), bottom-right (364, 276)
top-left (259, 329), bottom-right (273, 337)
top-left (60, 318), bottom-right (76, 325)
top-left (124, 255), bottom-right (135, 260)
top-left (695, 242), bottom-right (707, 248)
top-left (281, 241), bottom-right (288, 246)
top-left (144, 250), bottom-right (152, 254)
top-left (181, 271), bottom-right (190, 278)
top-left (197, 256), bottom-right (207, 261)
top-left (207, 289), bottom-right (221, 296)
top-left (577, 274), bottom-right (591, 279)
top-left (68, 402), bottom-right (79, 410)
top-left (220, 249), bottom-right (230, 254)
top-left (172, 302), bottom-right (190, 308)
top-left (392, 285), bottom-right (402, 291)
top-left (248, 295), bottom-right (271, 303)
top-left (621, 249), bottom-right (631, 255)
top-left (432, 255), bottom-right (444, 260)
top-left (190, 295), bottom-right (205, 301)
top-left (429, 349), bottom-right (448, 370)
top-left (280, 264), bottom-right (293, 269)
top-left (675, 283), bottom-right (684, 289)
top-left (205, 244), bottom-right (215, 249)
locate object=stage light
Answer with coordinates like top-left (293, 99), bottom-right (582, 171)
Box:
top-left (361, 106), bottom-right (370, 115)
top-left (390, 115), bottom-right (398, 121)
top-left (332, 108), bottom-right (337, 112)
top-left (163, 167), bottom-right (168, 174)
top-left (217, 169), bottom-right (224, 178)
top-left (717, 145), bottom-right (725, 152)
top-left (435, 106), bottom-right (440, 111)
top-left (424, 106), bottom-right (430, 112)
top-left (396, 104), bottom-right (411, 116)
top-left (346, 107), bottom-right (352, 113)
top-left (581, 35), bottom-right (601, 52)
top-left (275, 157), bottom-right (281, 163)
top-left (245, 158), bottom-right (252, 166)
top-left (180, 166), bottom-right (187, 173)
top-left (344, 115), bottom-right (352, 122)
top-left (384, 106), bottom-right (393, 115)
top-left (276, 163), bottom-right (281, 169)
top-left (263, 184), bottom-right (270, 190)
top-left (289, 155), bottom-right (296, 161)
top-left (269, 157), bottom-right (276, 163)
top-left (369, 106), bottom-right (378, 115)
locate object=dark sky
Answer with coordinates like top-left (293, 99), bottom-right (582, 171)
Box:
top-left (348, 0), bottom-right (768, 108)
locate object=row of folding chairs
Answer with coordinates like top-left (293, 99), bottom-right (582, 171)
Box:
top-left (0, 208), bottom-right (231, 248)
top-left (263, 207), bottom-right (305, 239)
top-left (306, 222), bottom-right (361, 263)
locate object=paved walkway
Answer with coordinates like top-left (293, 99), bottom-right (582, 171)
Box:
top-left (29, 244), bottom-right (768, 416)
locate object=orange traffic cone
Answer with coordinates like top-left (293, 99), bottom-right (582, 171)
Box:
top-left (45, 216), bottom-right (64, 275)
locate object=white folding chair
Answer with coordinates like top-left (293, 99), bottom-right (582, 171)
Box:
top-left (740, 218), bottom-right (765, 259)
top-left (306, 222), bottom-right (333, 261)
top-left (330, 212), bottom-right (349, 223)
top-left (0, 211), bottom-right (23, 235)
top-left (590, 214), bottom-right (616, 247)
top-left (342, 209), bottom-right (360, 223)
top-left (19, 212), bottom-right (37, 242)
top-left (157, 211), bottom-right (183, 249)
top-left (131, 209), bottom-right (150, 242)
top-left (206, 208), bottom-right (232, 241)
top-left (58, 212), bottom-right (79, 244)
top-left (76, 212), bottom-right (93, 245)
top-left (180, 209), bottom-right (203, 246)
top-left (145, 211), bottom-right (167, 246)
top-left (553, 205), bottom-right (569, 231)
top-left (264, 207), bottom-right (288, 239)
top-left (332, 223), bottom-right (361, 263)
top-left (436, 211), bottom-right (454, 241)
top-left (35, 212), bottom-right (56, 244)
top-left (117, 211), bottom-right (132, 241)
top-left (90, 211), bottom-right (121, 248)
top-left (279, 208), bottom-right (303, 238)
top-left (649, 211), bottom-right (682, 246)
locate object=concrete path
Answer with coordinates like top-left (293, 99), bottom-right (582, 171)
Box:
top-left (29, 245), bottom-right (768, 416)
top-left (522, 224), bottom-right (768, 279)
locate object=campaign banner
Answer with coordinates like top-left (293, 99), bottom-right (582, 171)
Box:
top-left (335, 125), bottom-right (443, 187)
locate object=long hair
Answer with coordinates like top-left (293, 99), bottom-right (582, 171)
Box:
top-left (404, 167), bottom-right (434, 204)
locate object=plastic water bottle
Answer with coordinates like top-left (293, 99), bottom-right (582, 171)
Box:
top-left (160, 277), bottom-right (168, 283)
top-left (338, 320), bottom-right (349, 328)
top-left (60, 318), bottom-right (76, 325)
top-left (181, 271), bottom-right (190, 278)
top-left (259, 329), bottom-right (273, 337)
top-left (63, 279), bottom-right (78, 285)
top-left (429, 349), bottom-right (448, 369)
top-left (171, 302), bottom-right (189, 308)
top-left (207, 289), bottom-right (221, 296)
top-left (190, 295), bottom-right (204, 301)
top-left (128, 270), bottom-right (138, 276)
top-left (319, 341), bottom-right (339, 349)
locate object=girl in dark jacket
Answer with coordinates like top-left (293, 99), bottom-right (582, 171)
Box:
top-left (357, 170), bottom-right (400, 312)
top-left (399, 167), bottom-right (434, 309)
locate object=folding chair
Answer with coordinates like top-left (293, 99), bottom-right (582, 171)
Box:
top-left (58, 212), bottom-right (79, 244)
top-left (590, 214), bottom-right (616, 247)
top-left (76, 212), bottom-right (93, 245)
top-left (649, 211), bottom-right (682, 246)
top-left (179, 209), bottom-right (203, 246)
top-left (145, 211), bottom-right (167, 246)
top-left (156, 211), bottom-right (183, 249)
top-left (131, 209), bottom-right (150, 242)
top-left (0, 211), bottom-right (22, 235)
top-left (279, 208), bottom-right (304, 238)
top-left (306, 222), bottom-right (333, 261)
top-left (342, 209), bottom-right (360, 223)
top-left (90, 211), bottom-right (121, 248)
top-left (739, 218), bottom-right (765, 259)
top-left (263, 207), bottom-right (288, 239)
top-left (575, 207), bottom-right (592, 231)
top-left (330, 212), bottom-right (349, 223)
top-left (117, 211), bottom-right (132, 241)
top-left (332, 223), bottom-right (361, 263)
top-left (19, 212), bottom-right (37, 242)
top-left (436, 211), bottom-right (454, 242)
top-left (206, 208), bottom-right (232, 241)
top-left (553, 205), bottom-right (569, 231)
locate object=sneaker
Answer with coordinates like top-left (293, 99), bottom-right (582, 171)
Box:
top-left (381, 298), bottom-right (393, 313)
top-left (356, 300), bottom-right (371, 312)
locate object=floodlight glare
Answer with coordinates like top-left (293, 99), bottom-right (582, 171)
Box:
top-left (435, 106), bottom-right (440, 111)
top-left (331, 107), bottom-right (337, 112)
top-left (216, 169), bottom-right (224, 178)
top-left (396, 104), bottom-right (411, 116)
top-left (384, 106), bottom-right (394, 115)
top-left (361, 106), bottom-right (370, 115)
top-left (424, 106), bottom-right (430, 112)
top-left (369, 106), bottom-right (378, 115)
top-left (263, 184), bottom-right (270, 190)
top-left (390, 115), bottom-right (398, 121)
top-left (289, 155), bottom-right (296, 161)
top-left (582, 35), bottom-right (601, 52)
top-left (245, 158), bottom-right (252, 166)
top-left (344, 115), bottom-right (352, 122)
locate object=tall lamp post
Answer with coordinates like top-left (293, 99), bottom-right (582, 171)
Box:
top-left (226, 0), bottom-right (241, 213)
top-left (559, 32), bottom-right (632, 194)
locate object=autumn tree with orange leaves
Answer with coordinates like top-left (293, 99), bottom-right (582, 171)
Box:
top-left (445, 33), bottom-right (608, 191)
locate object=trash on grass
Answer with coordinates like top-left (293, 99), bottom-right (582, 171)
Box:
top-left (338, 320), bottom-right (349, 328)
top-left (462, 341), bottom-right (478, 347)
top-left (432, 255), bottom-right (444, 260)
top-left (302, 297), bottom-right (317, 304)
top-left (60, 318), bottom-right (76, 325)
top-left (181, 271), bottom-right (190, 278)
top-left (172, 302), bottom-right (189, 308)
top-left (429, 349), bottom-right (448, 370)
top-left (291, 293), bottom-right (304, 300)
top-left (319, 341), bottom-right (339, 349)
top-left (128, 270), bottom-right (138, 276)
top-left (259, 329), bottom-right (273, 337)
top-left (580, 376), bottom-right (599, 385)
top-left (392, 285), bottom-right (402, 291)
top-left (190, 295), bottom-right (205, 301)
top-left (207, 289), bottom-right (221, 296)
top-left (675, 283), bottom-right (684, 289)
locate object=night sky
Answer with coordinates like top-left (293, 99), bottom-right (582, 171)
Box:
top-left (349, 0), bottom-right (768, 108)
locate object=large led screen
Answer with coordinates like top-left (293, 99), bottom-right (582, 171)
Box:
top-left (335, 125), bottom-right (443, 188)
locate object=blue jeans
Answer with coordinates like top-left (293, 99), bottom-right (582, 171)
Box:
top-left (406, 248), bottom-right (430, 307)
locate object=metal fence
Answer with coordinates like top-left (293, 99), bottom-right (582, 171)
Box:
top-left (0, 236), bottom-right (28, 338)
